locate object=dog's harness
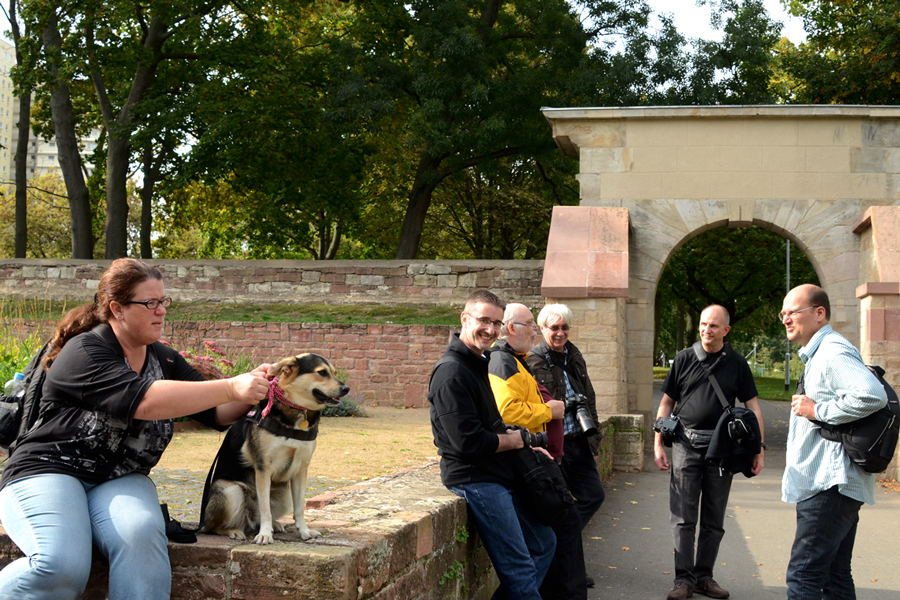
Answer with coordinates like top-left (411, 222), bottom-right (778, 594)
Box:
top-left (245, 378), bottom-right (320, 441)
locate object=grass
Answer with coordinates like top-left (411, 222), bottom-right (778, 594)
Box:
top-left (754, 376), bottom-right (800, 401)
top-left (653, 368), bottom-right (797, 401)
top-left (0, 299), bottom-right (461, 326)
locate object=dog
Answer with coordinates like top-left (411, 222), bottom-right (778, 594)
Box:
top-left (199, 353), bottom-right (349, 544)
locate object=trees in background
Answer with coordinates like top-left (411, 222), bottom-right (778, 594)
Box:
top-left (654, 226), bottom-right (820, 358)
top-left (4, 0), bottom-right (897, 261)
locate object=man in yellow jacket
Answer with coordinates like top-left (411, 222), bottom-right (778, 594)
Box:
top-left (489, 303), bottom-right (564, 437)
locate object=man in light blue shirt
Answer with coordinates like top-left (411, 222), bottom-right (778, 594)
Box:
top-left (781, 284), bottom-right (887, 600)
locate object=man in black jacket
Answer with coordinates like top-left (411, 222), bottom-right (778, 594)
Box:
top-left (429, 290), bottom-right (555, 600)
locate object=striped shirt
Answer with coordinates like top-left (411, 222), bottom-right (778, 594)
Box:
top-left (781, 325), bottom-right (887, 505)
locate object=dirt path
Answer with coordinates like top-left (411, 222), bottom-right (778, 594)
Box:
top-left (156, 407), bottom-right (436, 481)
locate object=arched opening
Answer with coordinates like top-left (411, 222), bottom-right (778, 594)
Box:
top-left (654, 225), bottom-right (820, 384)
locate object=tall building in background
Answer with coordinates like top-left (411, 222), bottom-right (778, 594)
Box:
top-left (0, 39), bottom-right (15, 183)
top-left (0, 38), bottom-right (99, 183)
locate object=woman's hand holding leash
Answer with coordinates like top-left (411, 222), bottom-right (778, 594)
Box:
top-left (229, 373), bottom-right (270, 405)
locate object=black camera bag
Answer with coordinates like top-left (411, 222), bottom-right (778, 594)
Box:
top-left (505, 443), bottom-right (574, 527)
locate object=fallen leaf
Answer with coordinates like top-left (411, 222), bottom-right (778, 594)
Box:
top-left (641, 527), bottom-right (651, 530)
top-left (622, 547), bottom-right (630, 551)
top-left (608, 566), bottom-right (617, 569)
top-left (663, 571), bottom-right (671, 575)
top-left (758, 563), bottom-right (763, 566)
top-left (625, 482), bottom-right (634, 485)
top-left (871, 579), bottom-right (878, 583)
top-left (590, 536), bottom-right (602, 540)
top-left (630, 501), bottom-right (638, 505)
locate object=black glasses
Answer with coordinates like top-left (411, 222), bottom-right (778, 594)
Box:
top-left (465, 313), bottom-right (503, 329)
top-left (545, 324), bottom-right (569, 332)
top-left (126, 297), bottom-right (172, 310)
top-left (778, 306), bottom-right (818, 322)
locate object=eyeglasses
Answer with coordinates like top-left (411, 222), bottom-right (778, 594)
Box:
top-left (778, 306), bottom-right (818, 322)
top-left (126, 297), bottom-right (172, 310)
top-left (511, 322), bottom-right (538, 331)
top-left (545, 324), bottom-right (569, 332)
top-left (465, 313), bottom-right (503, 329)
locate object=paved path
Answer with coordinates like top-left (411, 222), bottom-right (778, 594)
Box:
top-left (583, 385), bottom-right (900, 600)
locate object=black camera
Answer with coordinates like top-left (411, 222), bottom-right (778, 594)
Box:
top-left (507, 425), bottom-right (549, 449)
top-left (566, 393), bottom-right (597, 437)
top-left (653, 415), bottom-right (680, 447)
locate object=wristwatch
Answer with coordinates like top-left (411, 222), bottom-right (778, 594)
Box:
top-left (760, 442), bottom-right (767, 450)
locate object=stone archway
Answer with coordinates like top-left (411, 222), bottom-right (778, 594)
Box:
top-left (539, 106), bottom-right (900, 478)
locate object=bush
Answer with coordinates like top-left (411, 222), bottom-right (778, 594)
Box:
top-left (322, 396), bottom-right (368, 418)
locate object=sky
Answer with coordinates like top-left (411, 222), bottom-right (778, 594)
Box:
top-left (645, 0), bottom-right (807, 44)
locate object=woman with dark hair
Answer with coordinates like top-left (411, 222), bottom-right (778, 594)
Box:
top-left (0, 258), bottom-right (271, 600)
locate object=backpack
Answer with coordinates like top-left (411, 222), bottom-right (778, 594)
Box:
top-left (814, 365), bottom-right (900, 474)
top-left (0, 341), bottom-right (53, 455)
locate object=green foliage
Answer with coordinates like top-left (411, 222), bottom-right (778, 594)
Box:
top-left (778, 0), bottom-right (900, 104)
top-left (321, 397), bottom-right (369, 418)
top-left (455, 524), bottom-right (470, 544)
top-left (655, 226), bottom-right (819, 357)
top-left (754, 376), bottom-right (800, 402)
top-left (0, 328), bottom-right (43, 386)
top-left (439, 560), bottom-right (465, 586)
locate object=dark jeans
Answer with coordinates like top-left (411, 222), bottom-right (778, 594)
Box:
top-left (449, 482), bottom-right (556, 600)
top-left (669, 437), bottom-right (733, 587)
top-left (539, 435), bottom-right (605, 600)
top-left (786, 486), bottom-right (863, 600)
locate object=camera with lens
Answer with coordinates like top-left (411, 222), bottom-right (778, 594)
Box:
top-left (653, 414), bottom-right (681, 447)
top-left (507, 425), bottom-right (549, 449)
top-left (565, 393), bottom-right (598, 437)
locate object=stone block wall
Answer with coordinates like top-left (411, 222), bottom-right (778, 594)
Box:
top-left (0, 259), bottom-right (544, 307)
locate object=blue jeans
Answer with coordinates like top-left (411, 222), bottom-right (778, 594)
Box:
top-left (0, 473), bottom-right (171, 600)
top-left (786, 486), bottom-right (863, 600)
top-left (449, 482), bottom-right (556, 600)
top-left (669, 437), bottom-right (733, 586)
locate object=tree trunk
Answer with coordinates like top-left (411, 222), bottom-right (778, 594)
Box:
top-left (10, 0), bottom-right (29, 258)
top-left (13, 92), bottom-right (30, 257)
top-left (105, 133), bottom-right (130, 258)
top-left (140, 142), bottom-right (154, 258)
top-left (395, 155), bottom-right (444, 259)
top-left (42, 11), bottom-right (93, 259)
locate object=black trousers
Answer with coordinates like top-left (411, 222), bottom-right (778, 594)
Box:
top-left (539, 435), bottom-right (605, 600)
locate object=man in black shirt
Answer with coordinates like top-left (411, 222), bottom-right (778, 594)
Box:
top-left (654, 305), bottom-right (765, 600)
top-left (429, 290), bottom-right (555, 599)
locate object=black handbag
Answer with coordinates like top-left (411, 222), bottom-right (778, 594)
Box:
top-left (506, 444), bottom-right (574, 527)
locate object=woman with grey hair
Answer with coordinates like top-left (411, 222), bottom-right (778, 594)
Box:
top-left (527, 303), bottom-right (605, 600)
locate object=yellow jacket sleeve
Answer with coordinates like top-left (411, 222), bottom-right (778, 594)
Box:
top-left (489, 357), bottom-right (552, 433)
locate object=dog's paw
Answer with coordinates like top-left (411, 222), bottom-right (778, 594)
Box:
top-left (226, 530), bottom-right (246, 541)
top-left (273, 521), bottom-right (286, 533)
top-left (296, 526), bottom-right (321, 541)
top-left (254, 532), bottom-right (275, 545)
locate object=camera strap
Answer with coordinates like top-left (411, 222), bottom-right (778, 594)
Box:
top-left (692, 341), bottom-right (733, 411)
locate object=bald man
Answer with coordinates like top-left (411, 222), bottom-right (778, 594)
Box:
top-left (654, 305), bottom-right (764, 600)
top-left (780, 284), bottom-right (886, 600)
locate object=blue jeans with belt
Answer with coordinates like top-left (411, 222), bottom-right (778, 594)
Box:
top-left (786, 486), bottom-right (863, 600)
top-left (0, 473), bottom-right (171, 600)
top-left (450, 482), bottom-right (556, 600)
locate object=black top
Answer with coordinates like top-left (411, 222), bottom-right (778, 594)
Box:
top-left (428, 334), bottom-right (513, 488)
top-left (661, 342), bottom-right (758, 431)
top-left (0, 324), bottom-right (219, 489)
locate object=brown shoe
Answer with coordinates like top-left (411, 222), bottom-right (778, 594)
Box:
top-left (666, 582), bottom-right (694, 600)
top-left (695, 579), bottom-right (729, 599)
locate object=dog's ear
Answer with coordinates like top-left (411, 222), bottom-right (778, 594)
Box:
top-left (272, 356), bottom-right (300, 384)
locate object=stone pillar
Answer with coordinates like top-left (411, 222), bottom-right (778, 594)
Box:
top-left (541, 206), bottom-right (630, 414)
top-left (856, 283), bottom-right (900, 480)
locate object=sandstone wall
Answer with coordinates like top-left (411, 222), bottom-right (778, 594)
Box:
top-left (0, 259), bottom-right (544, 307)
